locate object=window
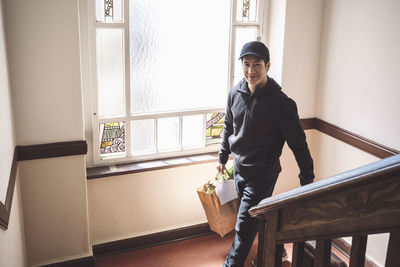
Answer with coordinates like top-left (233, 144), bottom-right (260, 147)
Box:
top-left (87, 0), bottom-right (265, 165)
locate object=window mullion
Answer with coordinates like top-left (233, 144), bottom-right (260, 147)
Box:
top-left (131, 108), bottom-right (225, 121)
top-left (256, 0), bottom-right (264, 40)
top-left (124, 0), bottom-right (131, 158)
top-left (230, 30), bottom-right (237, 88)
top-left (229, 0), bottom-right (236, 90)
top-left (97, 117), bottom-right (127, 124)
top-left (92, 117), bottom-right (101, 165)
top-left (89, 0), bottom-right (102, 165)
top-left (155, 119), bottom-right (159, 154)
top-left (179, 116), bottom-right (183, 151)
top-left (261, 0), bottom-right (270, 44)
top-left (233, 22), bottom-right (261, 27)
top-left (203, 114), bottom-right (207, 148)
top-left (95, 22), bottom-right (125, 28)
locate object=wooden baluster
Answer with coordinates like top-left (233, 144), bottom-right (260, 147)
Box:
top-left (274, 244), bottom-right (283, 267)
top-left (313, 239), bottom-right (331, 267)
top-left (349, 235), bottom-right (367, 267)
top-left (257, 219), bottom-right (267, 267)
top-left (385, 229), bottom-right (400, 267)
top-left (292, 241), bottom-right (305, 267)
top-left (257, 209), bottom-right (281, 267)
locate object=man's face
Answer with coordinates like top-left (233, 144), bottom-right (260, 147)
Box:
top-left (242, 55), bottom-right (270, 89)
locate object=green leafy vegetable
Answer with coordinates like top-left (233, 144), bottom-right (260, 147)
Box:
top-left (203, 167), bottom-right (234, 193)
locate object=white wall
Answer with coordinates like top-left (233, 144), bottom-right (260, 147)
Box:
top-left (4, 0), bottom-right (84, 146)
top-left (19, 156), bottom-right (90, 266)
top-left (281, 0), bottom-right (325, 118)
top-left (311, 131), bottom-right (379, 180)
top-left (3, 0), bottom-right (90, 265)
top-left (266, 0), bottom-right (287, 85)
top-left (0, 0), bottom-right (26, 265)
top-left (317, 0), bottom-right (400, 150)
top-left (0, 0), bottom-right (15, 204)
top-left (0, 173), bottom-right (27, 267)
top-left (266, 0), bottom-right (324, 119)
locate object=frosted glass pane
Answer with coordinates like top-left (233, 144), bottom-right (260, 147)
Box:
top-left (130, 0), bottom-right (231, 114)
top-left (233, 27), bottom-right (258, 84)
top-left (96, 0), bottom-right (123, 22)
top-left (96, 28), bottom-right (125, 117)
top-left (131, 119), bottom-right (155, 155)
top-left (157, 117), bottom-right (180, 151)
top-left (182, 115), bottom-right (204, 149)
top-left (249, 0), bottom-right (257, 22)
top-left (100, 121), bottom-right (126, 158)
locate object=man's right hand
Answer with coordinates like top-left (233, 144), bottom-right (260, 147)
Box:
top-left (216, 162), bottom-right (226, 174)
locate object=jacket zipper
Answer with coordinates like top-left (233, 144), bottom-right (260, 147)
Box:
top-left (238, 94), bottom-right (256, 164)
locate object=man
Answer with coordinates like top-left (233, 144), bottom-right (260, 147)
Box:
top-left (217, 41), bottom-right (315, 267)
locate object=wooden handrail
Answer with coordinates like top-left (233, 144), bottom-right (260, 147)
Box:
top-left (249, 154), bottom-right (400, 267)
top-left (250, 154), bottom-right (400, 217)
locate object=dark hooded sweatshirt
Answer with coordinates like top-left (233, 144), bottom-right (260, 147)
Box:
top-left (218, 77), bottom-right (314, 185)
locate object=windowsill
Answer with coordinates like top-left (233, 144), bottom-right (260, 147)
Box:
top-left (86, 152), bottom-right (225, 179)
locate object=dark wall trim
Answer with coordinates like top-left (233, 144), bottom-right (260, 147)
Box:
top-left (17, 140), bottom-right (87, 161)
top-left (0, 147), bottom-right (18, 230)
top-left (1, 141), bottom-right (87, 230)
top-left (93, 223), bottom-right (212, 258)
top-left (300, 118), bottom-right (317, 130)
top-left (313, 118), bottom-right (399, 159)
top-left (39, 256), bottom-right (95, 267)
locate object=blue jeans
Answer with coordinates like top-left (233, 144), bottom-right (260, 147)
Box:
top-left (223, 171), bottom-right (279, 267)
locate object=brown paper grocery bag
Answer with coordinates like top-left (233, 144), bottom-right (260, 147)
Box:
top-left (197, 186), bottom-right (239, 237)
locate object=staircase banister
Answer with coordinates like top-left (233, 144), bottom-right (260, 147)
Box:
top-left (249, 154), bottom-right (400, 218)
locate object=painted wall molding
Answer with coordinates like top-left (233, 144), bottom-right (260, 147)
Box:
top-left (17, 140), bottom-right (87, 161)
top-left (313, 118), bottom-right (398, 159)
top-left (0, 148), bottom-right (18, 229)
top-left (0, 140), bottom-right (87, 230)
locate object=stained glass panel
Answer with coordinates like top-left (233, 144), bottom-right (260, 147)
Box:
top-left (96, 0), bottom-right (123, 22)
top-left (236, 0), bottom-right (257, 22)
top-left (206, 113), bottom-right (225, 145)
top-left (100, 122), bottom-right (125, 157)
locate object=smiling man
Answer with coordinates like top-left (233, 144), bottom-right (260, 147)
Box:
top-left (217, 41), bottom-right (315, 267)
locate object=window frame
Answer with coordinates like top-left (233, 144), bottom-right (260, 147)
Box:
top-left (85, 0), bottom-right (266, 166)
